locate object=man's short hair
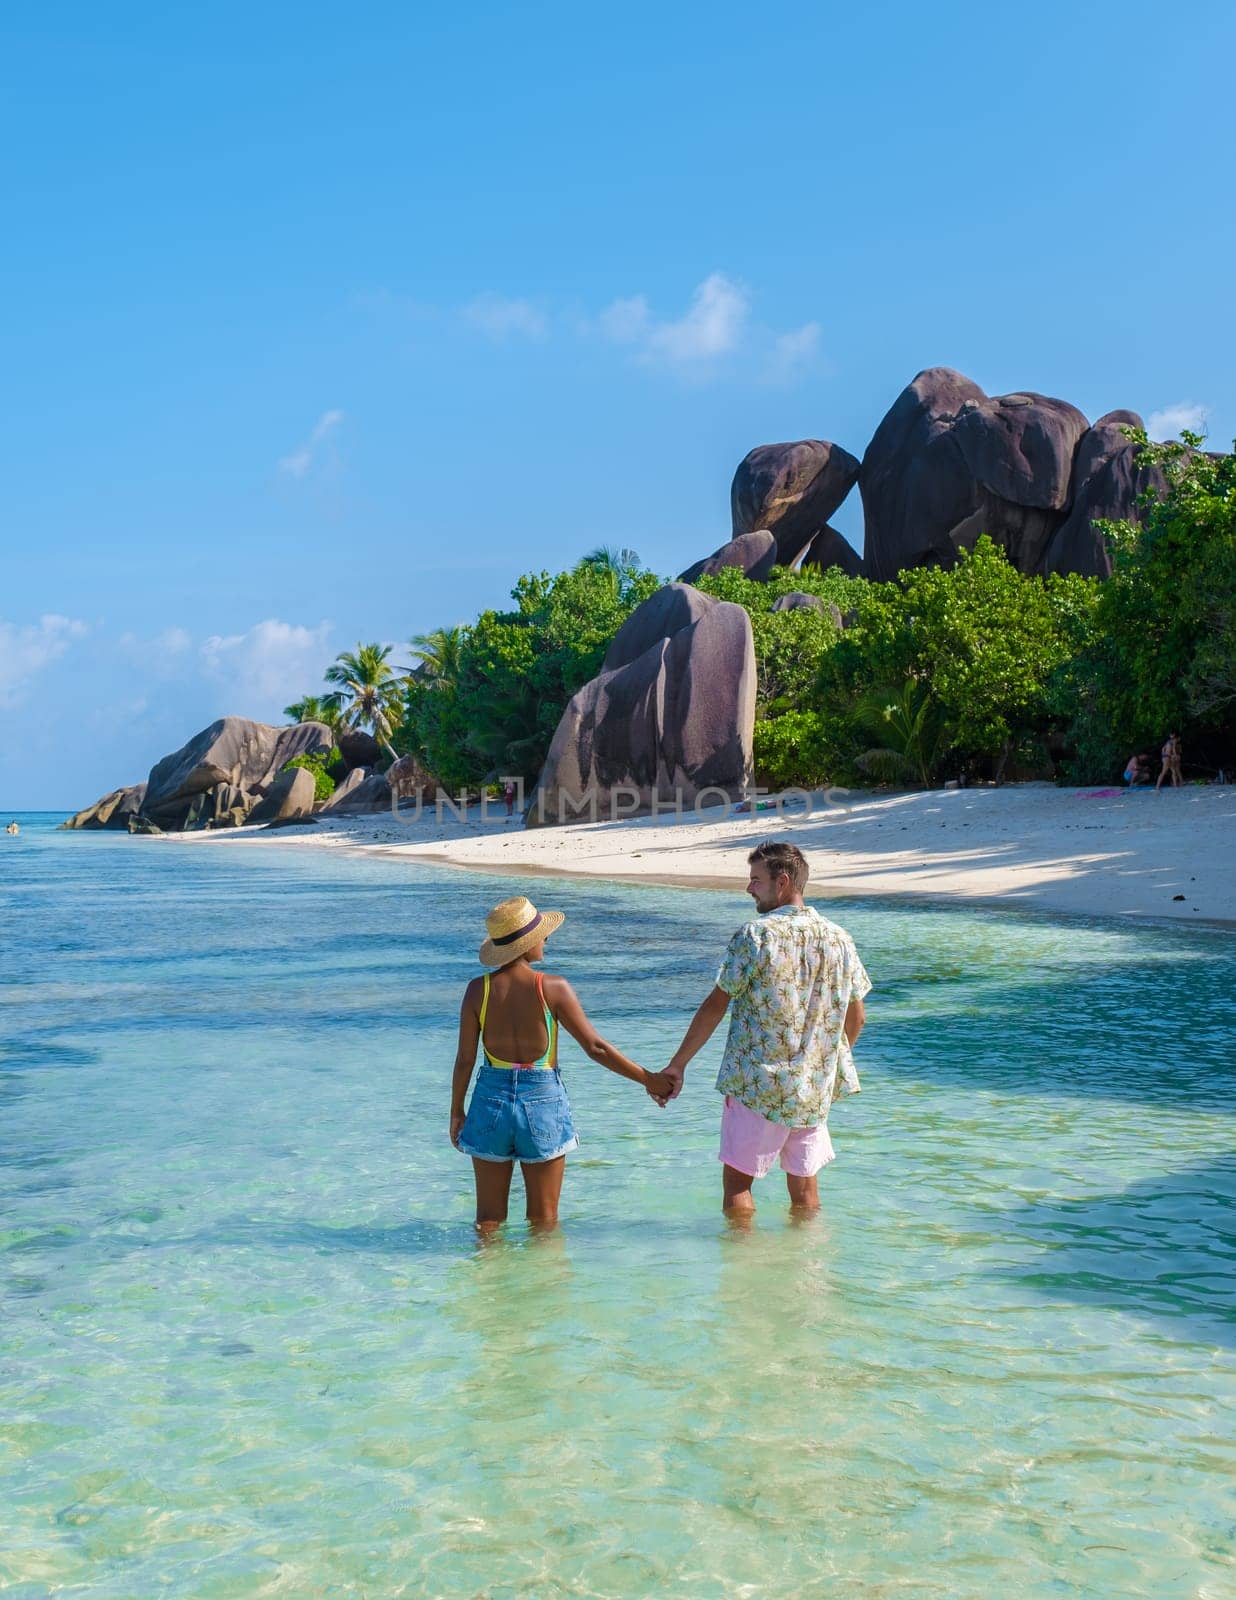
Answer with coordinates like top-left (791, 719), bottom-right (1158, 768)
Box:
top-left (748, 840), bottom-right (809, 892)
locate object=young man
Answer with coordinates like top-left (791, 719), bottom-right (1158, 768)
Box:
top-left (661, 841), bottom-right (870, 1214)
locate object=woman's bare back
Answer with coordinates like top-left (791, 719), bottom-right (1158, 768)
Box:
top-left (477, 964), bottom-right (556, 1065)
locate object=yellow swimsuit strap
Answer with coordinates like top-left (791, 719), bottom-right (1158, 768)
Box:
top-left (480, 971), bottom-right (556, 1069)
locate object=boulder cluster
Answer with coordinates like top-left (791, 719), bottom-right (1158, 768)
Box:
top-left (65, 364), bottom-right (1211, 837)
top-left (679, 365), bottom-right (1175, 585)
top-left (530, 582), bottom-right (756, 824)
top-left (62, 717), bottom-right (390, 833)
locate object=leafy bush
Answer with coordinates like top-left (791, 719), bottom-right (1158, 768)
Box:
top-left (400, 555), bottom-right (664, 787)
top-left (819, 539), bottom-right (1100, 781)
top-left (281, 749), bottom-right (339, 801)
top-left (852, 681), bottom-right (953, 787)
top-left (753, 710), bottom-right (842, 791)
top-left (1062, 431), bottom-right (1236, 780)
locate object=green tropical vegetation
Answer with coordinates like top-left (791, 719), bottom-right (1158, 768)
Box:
top-left (322, 643), bottom-right (406, 762)
top-left (282, 436), bottom-right (1235, 793)
top-left (281, 694), bottom-right (345, 732)
top-left (280, 748), bottom-right (343, 802)
top-left (1062, 431), bottom-right (1236, 780)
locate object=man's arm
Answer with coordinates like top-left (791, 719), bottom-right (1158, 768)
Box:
top-left (844, 995), bottom-right (865, 1047)
top-left (662, 986), bottom-right (731, 1100)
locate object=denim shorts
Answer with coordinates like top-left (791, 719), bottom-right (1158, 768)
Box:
top-left (457, 1064), bottom-right (579, 1164)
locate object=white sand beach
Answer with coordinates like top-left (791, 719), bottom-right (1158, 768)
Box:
top-left (166, 783), bottom-right (1236, 926)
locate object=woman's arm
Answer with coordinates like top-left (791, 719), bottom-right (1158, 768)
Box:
top-left (450, 980), bottom-right (483, 1146)
top-left (547, 977), bottom-right (671, 1099)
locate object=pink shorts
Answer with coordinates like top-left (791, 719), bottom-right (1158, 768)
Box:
top-left (718, 1095), bottom-right (835, 1179)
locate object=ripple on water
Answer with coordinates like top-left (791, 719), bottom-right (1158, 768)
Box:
top-left (0, 817), bottom-right (1233, 1598)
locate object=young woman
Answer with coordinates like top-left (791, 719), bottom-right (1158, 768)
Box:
top-left (1156, 732), bottom-right (1183, 790)
top-left (451, 896), bottom-right (670, 1230)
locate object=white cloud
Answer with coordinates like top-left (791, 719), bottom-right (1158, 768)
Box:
top-left (600, 272), bottom-right (750, 372)
top-left (1148, 402), bottom-right (1209, 440)
top-left (762, 321), bottom-right (823, 386)
top-left (462, 294), bottom-right (548, 340)
top-left (278, 409), bottom-right (344, 478)
top-left (199, 619), bottom-right (335, 712)
top-left (0, 614), bottom-right (88, 705)
top-left (598, 294), bottom-right (652, 344)
top-left (158, 626), bottom-right (192, 655)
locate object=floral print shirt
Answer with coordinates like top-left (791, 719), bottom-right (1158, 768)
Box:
top-left (714, 905), bottom-right (871, 1128)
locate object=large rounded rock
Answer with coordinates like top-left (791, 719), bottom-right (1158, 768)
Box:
top-left (678, 530), bottom-right (777, 585)
top-left (319, 766), bottom-right (371, 809)
top-left (180, 780), bottom-right (254, 832)
top-left (143, 717), bottom-right (333, 826)
top-left (532, 587), bottom-right (755, 824)
top-left (603, 582), bottom-right (716, 673)
top-left (797, 523), bottom-right (863, 576)
top-left (61, 783), bottom-right (147, 831)
top-left (1042, 411), bottom-right (1166, 578)
top-left (335, 727), bottom-right (380, 771)
top-left (321, 772), bottom-right (392, 815)
top-left (385, 755), bottom-right (433, 801)
top-left (859, 368), bottom-right (1090, 579)
top-left (770, 593), bottom-right (844, 628)
top-left (246, 766), bottom-right (317, 826)
top-left (202, 783), bottom-right (256, 829)
top-left (731, 441), bottom-right (861, 566)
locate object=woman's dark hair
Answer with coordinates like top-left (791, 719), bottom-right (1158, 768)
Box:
top-left (748, 840), bottom-right (809, 892)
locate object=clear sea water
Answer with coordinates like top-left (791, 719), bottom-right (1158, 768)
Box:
top-left (1, 812), bottom-right (1234, 1599)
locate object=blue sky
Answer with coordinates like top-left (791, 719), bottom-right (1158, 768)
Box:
top-left (3, 1), bottom-right (1233, 807)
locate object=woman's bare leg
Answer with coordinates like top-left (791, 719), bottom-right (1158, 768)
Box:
top-left (521, 1155), bottom-right (566, 1228)
top-left (473, 1158), bottom-right (514, 1232)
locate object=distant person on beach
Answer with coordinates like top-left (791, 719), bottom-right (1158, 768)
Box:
top-left (503, 781), bottom-right (517, 820)
top-left (659, 841), bottom-right (870, 1216)
top-left (451, 895), bottom-right (672, 1230)
top-left (1156, 732), bottom-right (1183, 791)
top-left (1123, 753), bottom-right (1151, 787)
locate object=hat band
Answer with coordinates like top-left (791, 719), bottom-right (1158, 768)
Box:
top-left (492, 911), bottom-right (542, 946)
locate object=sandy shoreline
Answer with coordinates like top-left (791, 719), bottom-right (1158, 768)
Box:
top-left (159, 782), bottom-right (1236, 928)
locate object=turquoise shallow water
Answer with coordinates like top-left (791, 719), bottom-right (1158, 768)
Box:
top-left (1, 813), bottom-right (1234, 1599)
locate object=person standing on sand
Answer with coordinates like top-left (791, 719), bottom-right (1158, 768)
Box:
top-left (659, 841), bottom-right (870, 1216)
top-left (451, 896), bottom-right (672, 1231)
top-left (1156, 732), bottom-right (1183, 791)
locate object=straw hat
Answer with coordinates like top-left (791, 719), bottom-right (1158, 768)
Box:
top-left (478, 895), bottom-right (565, 967)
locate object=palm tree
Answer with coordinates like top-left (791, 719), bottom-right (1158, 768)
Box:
top-left (577, 545), bottom-right (645, 600)
top-left (323, 643), bottom-right (407, 762)
top-left (852, 680), bottom-right (952, 789)
top-left (407, 625), bottom-right (466, 686)
top-left (283, 694), bottom-right (345, 731)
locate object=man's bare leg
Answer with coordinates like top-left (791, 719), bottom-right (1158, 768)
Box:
top-left (786, 1172), bottom-right (820, 1213)
top-left (723, 1163), bottom-right (757, 1214)
top-left (522, 1155), bottom-right (566, 1229)
top-left (473, 1158), bottom-right (514, 1233)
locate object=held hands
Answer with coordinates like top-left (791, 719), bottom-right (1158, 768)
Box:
top-left (660, 1063), bottom-right (685, 1102)
top-left (644, 1064), bottom-right (684, 1107)
top-left (644, 1069), bottom-right (675, 1106)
